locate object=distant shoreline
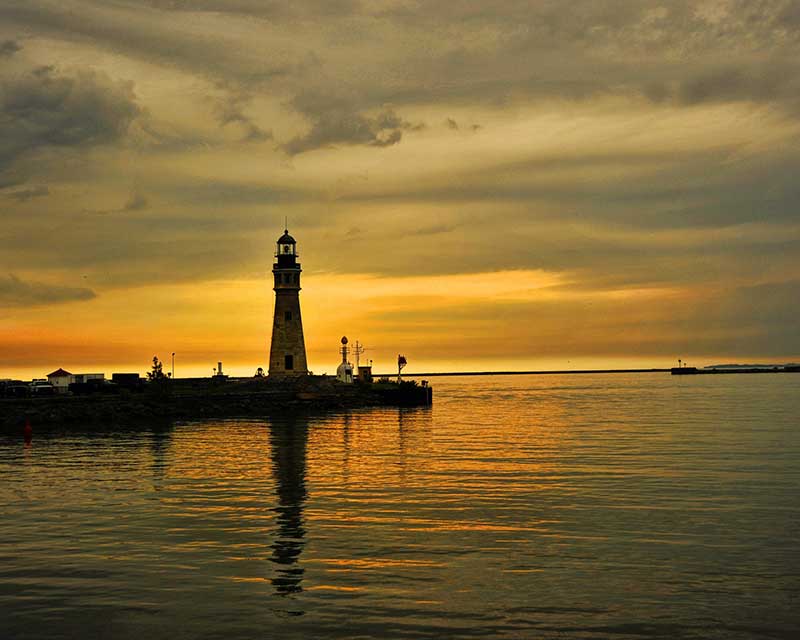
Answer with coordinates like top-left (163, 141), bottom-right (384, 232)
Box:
top-left (378, 368), bottom-right (671, 377)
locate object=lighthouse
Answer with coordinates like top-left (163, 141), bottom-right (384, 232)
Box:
top-left (268, 227), bottom-right (309, 377)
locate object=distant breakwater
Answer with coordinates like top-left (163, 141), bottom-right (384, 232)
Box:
top-left (0, 377), bottom-right (431, 431)
top-left (389, 367), bottom-right (800, 377)
top-left (390, 368), bottom-right (671, 377)
top-left (671, 366), bottom-right (800, 375)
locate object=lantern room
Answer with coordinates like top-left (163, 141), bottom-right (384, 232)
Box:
top-left (275, 229), bottom-right (298, 267)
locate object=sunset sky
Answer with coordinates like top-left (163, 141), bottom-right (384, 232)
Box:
top-left (1, 0), bottom-right (799, 378)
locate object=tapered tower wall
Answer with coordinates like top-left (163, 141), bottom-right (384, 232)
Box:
top-left (268, 229), bottom-right (309, 377)
top-left (269, 290), bottom-right (308, 375)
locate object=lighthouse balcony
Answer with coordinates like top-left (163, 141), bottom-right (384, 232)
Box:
top-left (275, 256), bottom-right (300, 268)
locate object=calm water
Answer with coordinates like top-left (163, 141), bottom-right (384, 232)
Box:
top-left (1, 373), bottom-right (799, 639)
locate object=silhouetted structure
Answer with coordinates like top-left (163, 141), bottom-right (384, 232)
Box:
top-left (268, 228), bottom-right (309, 377)
top-left (336, 336), bottom-right (354, 383)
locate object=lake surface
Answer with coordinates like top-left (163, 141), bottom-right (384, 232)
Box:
top-left (1, 373), bottom-right (799, 639)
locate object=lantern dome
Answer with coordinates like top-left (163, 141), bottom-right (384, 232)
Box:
top-left (278, 229), bottom-right (296, 244)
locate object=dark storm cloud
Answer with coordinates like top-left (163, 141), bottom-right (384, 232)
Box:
top-left (0, 39), bottom-right (21, 57)
top-left (214, 93), bottom-right (272, 143)
top-left (123, 191), bottom-right (148, 211)
top-left (4, 0), bottom-right (800, 129)
top-left (0, 2), bottom-right (291, 87)
top-left (776, 1), bottom-right (800, 27)
top-left (0, 183), bottom-right (308, 286)
top-left (137, 0), bottom-right (360, 19)
top-left (85, 191), bottom-right (150, 216)
top-left (378, 0), bottom-right (800, 48)
top-left (724, 280), bottom-right (800, 332)
top-left (0, 66), bottom-right (140, 172)
top-left (0, 274), bottom-right (96, 307)
top-left (365, 225), bottom-right (794, 290)
top-left (5, 185), bottom-right (49, 201)
top-left (338, 139), bottom-right (800, 231)
top-left (407, 223), bottom-right (459, 237)
top-left (283, 92), bottom-right (417, 154)
top-left (640, 61), bottom-right (800, 111)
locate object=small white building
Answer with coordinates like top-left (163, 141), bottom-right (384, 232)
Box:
top-left (46, 369), bottom-right (105, 393)
top-left (336, 360), bottom-right (354, 383)
top-left (46, 368), bottom-right (73, 393)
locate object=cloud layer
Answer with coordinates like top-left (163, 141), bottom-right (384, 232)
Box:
top-left (0, 0), bottom-right (798, 371)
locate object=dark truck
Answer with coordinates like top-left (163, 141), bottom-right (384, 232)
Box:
top-left (111, 373), bottom-right (144, 391)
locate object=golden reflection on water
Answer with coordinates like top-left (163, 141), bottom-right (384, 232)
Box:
top-left (151, 392), bottom-right (580, 602)
top-left (2, 374), bottom-right (800, 638)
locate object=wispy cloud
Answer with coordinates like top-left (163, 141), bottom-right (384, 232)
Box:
top-left (0, 274), bottom-right (96, 307)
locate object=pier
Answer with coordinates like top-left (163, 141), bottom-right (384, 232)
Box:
top-left (0, 376), bottom-right (432, 431)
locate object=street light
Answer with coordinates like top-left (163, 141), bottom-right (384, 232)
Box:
top-left (172, 352), bottom-right (175, 379)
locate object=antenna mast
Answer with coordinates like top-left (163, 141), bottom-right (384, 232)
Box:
top-left (353, 340), bottom-right (366, 368)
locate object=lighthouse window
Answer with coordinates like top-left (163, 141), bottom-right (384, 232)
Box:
top-left (284, 354), bottom-right (294, 370)
top-left (293, 274), bottom-right (299, 283)
top-left (283, 245), bottom-right (290, 254)
top-left (284, 311), bottom-right (292, 322)
top-left (282, 274), bottom-right (289, 284)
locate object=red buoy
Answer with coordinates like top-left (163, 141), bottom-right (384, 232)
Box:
top-left (23, 418), bottom-right (32, 444)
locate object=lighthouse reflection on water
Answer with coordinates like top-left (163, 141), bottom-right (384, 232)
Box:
top-left (268, 416), bottom-right (309, 600)
top-left (265, 406), bottom-right (430, 607)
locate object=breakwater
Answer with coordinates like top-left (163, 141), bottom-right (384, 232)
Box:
top-left (391, 368), bottom-right (671, 377)
top-left (671, 366), bottom-right (800, 375)
top-left (0, 376), bottom-right (431, 431)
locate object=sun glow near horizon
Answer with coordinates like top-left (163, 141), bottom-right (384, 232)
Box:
top-left (1, 267), bottom-right (793, 381)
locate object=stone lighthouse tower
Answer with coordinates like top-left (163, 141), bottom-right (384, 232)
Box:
top-left (268, 228), bottom-right (309, 377)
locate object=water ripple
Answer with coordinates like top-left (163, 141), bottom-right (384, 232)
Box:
top-left (1, 373), bottom-right (799, 638)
